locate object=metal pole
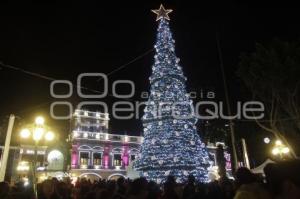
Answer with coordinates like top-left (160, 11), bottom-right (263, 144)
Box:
top-left (0, 114), bottom-right (15, 181)
top-left (33, 140), bottom-right (38, 199)
top-left (216, 32), bottom-right (238, 171)
top-left (241, 138), bottom-right (250, 169)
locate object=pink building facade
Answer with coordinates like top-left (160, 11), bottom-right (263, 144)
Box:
top-left (70, 110), bottom-right (142, 180)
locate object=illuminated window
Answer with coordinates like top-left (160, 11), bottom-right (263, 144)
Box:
top-left (26, 150), bottom-right (34, 154)
top-left (73, 131), bottom-right (78, 138)
top-left (80, 152), bottom-right (89, 165)
top-left (93, 153), bottom-right (102, 165)
top-left (74, 110), bottom-right (80, 115)
top-left (113, 154), bottom-right (122, 166)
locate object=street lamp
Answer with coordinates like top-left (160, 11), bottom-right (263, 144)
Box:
top-left (271, 140), bottom-right (290, 160)
top-left (33, 127), bottom-right (44, 141)
top-left (19, 116), bottom-right (55, 199)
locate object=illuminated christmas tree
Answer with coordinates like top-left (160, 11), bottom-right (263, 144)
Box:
top-left (134, 5), bottom-right (210, 183)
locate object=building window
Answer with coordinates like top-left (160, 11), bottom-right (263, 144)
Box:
top-left (113, 154), bottom-right (122, 166)
top-left (80, 152), bottom-right (89, 165)
top-left (83, 132), bottom-right (88, 138)
top-left (73, 131), bottom-right (79, 138)
top-left (93, 153), bottom-right (102, 165)
top-left (112, 136), bottom-right (121, 141)
top-left (21, 154), bottom-right (44, 167)
top-left (130, 137), bottom-right (138, 142)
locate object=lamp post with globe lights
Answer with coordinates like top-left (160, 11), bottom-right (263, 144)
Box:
top-left (271, 140), bottom-right (290, 160)
top-left (19, 116), bottom-right (55, 199)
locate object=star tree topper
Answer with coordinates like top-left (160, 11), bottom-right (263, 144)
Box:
top-left (151, 4), bottom-right (173, 21)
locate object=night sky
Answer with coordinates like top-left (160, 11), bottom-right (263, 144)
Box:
top-left (0, 0), bottom-right (300, 155)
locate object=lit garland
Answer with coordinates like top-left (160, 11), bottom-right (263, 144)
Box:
top-left (134, 17), bottom-right (210, 183)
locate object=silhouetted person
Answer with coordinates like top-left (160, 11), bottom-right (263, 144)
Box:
top-left (207, 181), bottom-right (222, 199)
top-left (147, 180), bottom-right (161, 199)
top-left (127, 177), bottom-right (148, 199)
top-left (114, 177), bottom-right (127, 199)
top-left (0, 181), bottom-right (11, 199)
top-left (39, 179), bottom-right (62, 199)
top-left (161, 176), bottom-right (179, 199)
top-left (234, 167), bottom-right (271, 199)
top-left (264, 160), bottom-right (300, 199)
top-left (219, 178), bottom-right (235, 199)
top-left (182, 175), bottom-right (196, 199)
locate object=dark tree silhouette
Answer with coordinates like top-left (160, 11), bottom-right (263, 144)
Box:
top-left (237, 39), bottom-right (300, 158)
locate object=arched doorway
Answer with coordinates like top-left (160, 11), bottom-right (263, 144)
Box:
top-left (108, 173), bottom-right (126, 181)
top-left (79, 173), bottom-right (102, 182)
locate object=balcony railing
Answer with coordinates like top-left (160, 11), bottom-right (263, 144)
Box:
top-left (72, 131), bottom-right (143, 144)
top-left (73, 164), bottom-right (126, 170)
top-left (74, 109), bottom-right (109, 120)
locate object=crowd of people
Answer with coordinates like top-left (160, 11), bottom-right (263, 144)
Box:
top-left (0, 160), bottom-right (299, 199)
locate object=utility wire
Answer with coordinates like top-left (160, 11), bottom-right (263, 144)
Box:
top-left (0, 61), bottom-right (103, 94)
top-left (97, 48), bottom-right (154, 81)
top-left (0, 61), bottom-right (56, 81)
top-left (235, 116), bottom-right (300, 122)
top-left (0, 48), bottom-right (154, 95)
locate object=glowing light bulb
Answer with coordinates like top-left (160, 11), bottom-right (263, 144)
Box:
top-left (282, 147), bottom-right (290, 154)
top-left (35, 116), bottom-right (45, 125)
top-left (264, 137), bottom-right (270, 144)
top-left (272, 148), bottom-right (279, 155)
top-left (20, 129), bottom-right (31, 138)
top-left (45, 131), bottom-right (54, 141)
top-left (275, 140), bottom-right (282, 146)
